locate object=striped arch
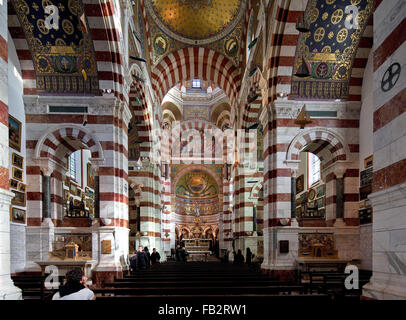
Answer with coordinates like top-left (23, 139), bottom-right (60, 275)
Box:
top-left (34, 124), bottom-right (104, 166)
top-left (286, 128), bottom-right (350, 167)
top-left (249, 180), bottom-right (264, 203)
top-left (242, 70), bottom-right (263, 129)
top-left (151, 47), bottom-right (241, 109)
top-left (129, 64), bottom-right (153, 157)
top-left (82, 0), bottom-right (126, 102)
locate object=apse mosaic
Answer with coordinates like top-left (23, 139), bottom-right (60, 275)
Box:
top-left (291, 0), bottom-right (373, 100)
top-left (12, 0), bottom-right (99, 94)
top-left (174, 169), bottom-right (220, 216)
top-left (175, 171), bottom-right (218, 198)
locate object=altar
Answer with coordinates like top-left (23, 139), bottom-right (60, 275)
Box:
top-left (184, 238), bottom-right (211, 262)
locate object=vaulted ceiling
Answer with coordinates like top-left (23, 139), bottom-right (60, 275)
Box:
top-left (10, 0), bottom-right (99, 94)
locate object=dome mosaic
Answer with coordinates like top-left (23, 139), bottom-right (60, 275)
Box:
top-left (146, 0), bottom-right (245, 45)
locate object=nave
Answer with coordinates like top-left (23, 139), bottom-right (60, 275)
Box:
top-left (13, 260), bottom-right (371, 302)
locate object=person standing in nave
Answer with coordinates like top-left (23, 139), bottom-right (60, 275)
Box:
top-left (150, 248), bottom-right (161, 265)
top-left (246, 247), bottom-right (253, 265)
top-left (129, 251), bottom-right (137, 274)
top-left (175, 244), bottom-right (182, 262)
top-left (136, 245), bottom-right (149, 270)
top-left (233, 249), bottom-right (245, 265)
top-left (181, 247), bottom-right (189, 262)
top-left (144, 246), bottom-right (151, 268)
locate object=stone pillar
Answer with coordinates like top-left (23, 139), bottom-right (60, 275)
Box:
top-left (42, 175), bottom-right (51, 220)
top-left (0, 0), bottom-right (21, 299)
top-left (334, 167), bottom-right (346, 227)
top-left (0, 190), bottom-right (22, 300)
top-left (285, 164), bottom-right (299, 227)
top-left (92, 166), bottom-right (100, 220)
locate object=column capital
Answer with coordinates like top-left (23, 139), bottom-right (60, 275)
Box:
top-left (334, 166), bottom-right (347, 179)
top-left (284, 160), bottom-right (300, 177)
top-left (90, 159), bottom-right (104, 175)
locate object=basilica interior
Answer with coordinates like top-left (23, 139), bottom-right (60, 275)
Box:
top-left (0, 0), bottom-right (405, 301)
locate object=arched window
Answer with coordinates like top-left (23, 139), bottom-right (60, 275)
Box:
top-left (308, 153), bottom-right (321, 186)
top-left (68, 151), bottom-right (79, 181)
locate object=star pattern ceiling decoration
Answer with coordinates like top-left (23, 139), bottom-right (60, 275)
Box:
top-left (145, 0), bottom-right (246, 45)
top-left (291, 0), bottom-right (373, 100)
top-left (12, 0), bottom-right (99, 94)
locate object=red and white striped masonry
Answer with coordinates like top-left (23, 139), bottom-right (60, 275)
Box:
top-left (129, 78), bottom-right (153, 157)
top-left (261, 104), bottom-right (360, 227)
top-left (0, 3), bottom-right (9, 191)
top-left (25, 115), bottom-right (129, 227)
top-left (8, 3), bottom-right (36, 95)
top-left (371, 0), bottom-right (406, 193)
top-left (241, 70), bottom-right (262, 129)
top-left (83, 0), bottom-right (127, 103)
top-left (151, 47), bottom-right (241, 110)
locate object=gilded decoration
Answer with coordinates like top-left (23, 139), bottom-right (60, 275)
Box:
top-left (12, 0), bottom-right (99, 94)
top-left (174, 169), bottom-right (220, 216)
top-left (291, 0), bottom-right (373, 100)
top-left (146, 0), bottom-right (245, 44)
top-left (147, 5), bottom-right (244, 66)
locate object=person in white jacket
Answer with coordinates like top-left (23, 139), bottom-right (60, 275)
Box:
top-left (52, 268), bottom-right (95, 300)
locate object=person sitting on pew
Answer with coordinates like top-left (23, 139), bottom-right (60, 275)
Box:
top-left (52, 268), bottom-right (95, 300)
top-left (233, 249), bottom-right (245, 265)
top-left (136, 245), bottom-right (149, 270)
top-left (150, 248), bottom-right (161, 264)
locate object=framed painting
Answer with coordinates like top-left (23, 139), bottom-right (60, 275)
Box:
top-left (9, 179), bottom-right (19, 189)
top-left (63, 189), bottom-right (69, 201)
top-left (296, 175), bottom-right (304, 194)
top-left (17, 182), bottom-right (26, 192)
top-left (308, 188), bottom-right (316, 200)
top-left (102, 240), bottom-right (112, 254)
top-left (12, 167), bottom-right (23, 181)
top-left (11, 191), bottom-right (26, 207)
top-left (87, 163), bottom-right (94, 189)
top-left (12, 153), bottom-right (24, 169)
top-left (364, 155), bottom-right (373, 169)
top-left (10, 206), bottom-right (26, 224)
top-left (316, 184), bottom-right (325, 198)
top-left (69, 183), bottom-right (77, 195)
top-left (9, 115), bottom-right (22, 152)
top-left (317, 197), bottom-right (325, 208)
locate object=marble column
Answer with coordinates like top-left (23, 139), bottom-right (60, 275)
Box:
top-left (0, 190), bottom-right (22, 299)
top-left (334, 167), bottom-right (346, 227)
top-left (42, 174), bottom-right (51, 220)
top-left (0, 0), bottom-right (22, 300)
